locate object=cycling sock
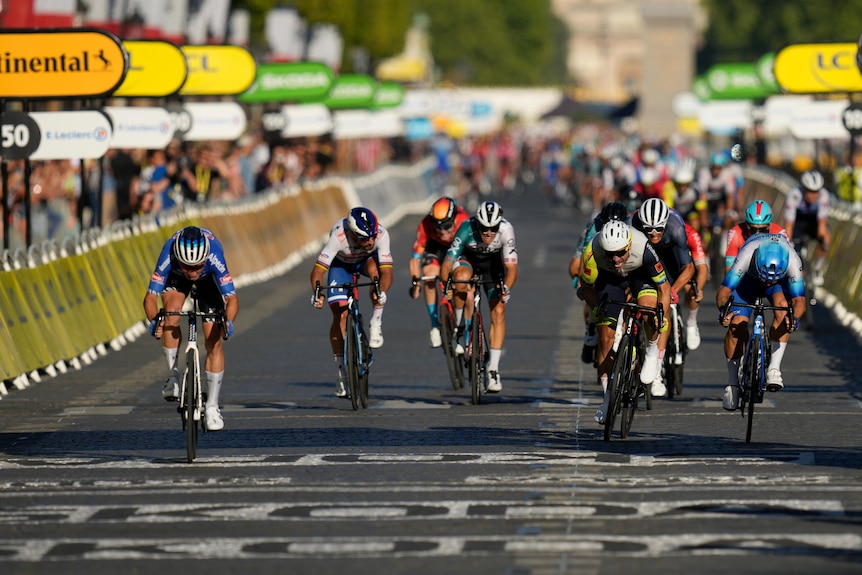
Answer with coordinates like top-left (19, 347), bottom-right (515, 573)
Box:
top-left (163, 347), bottom-right (179, 374)
top-left (333, 354), bottom-right (344, 377)
top-left (370, 306), bottom-right (384, 325)
top-left (769, 341), bottom-right (787, 371)
top-left (454, 307), bottom-right (464, 328)
top-left (206, 371), bottom-right (223, 408)
top-left (599, 373), bottom-right (609, 394)
top-left (488, 348), bottom-right (502, 372)
top-left (687, 308), bottom-right (699, 325)
top-left (427, 304), bottom-right (439, 328)
top-left (727, 358), bottom-right (740, 386)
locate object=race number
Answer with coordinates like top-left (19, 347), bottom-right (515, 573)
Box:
top-left (842, 103), bottom-right (862, 136)
top-left (0, 111), bottom-right (41, 160)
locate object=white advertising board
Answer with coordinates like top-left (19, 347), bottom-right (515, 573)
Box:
top-left (281, 104), bottom-right (333, 137)
top-left (789, 99), bottom-right (848, 140)
top-left (29, 111), bottom-right (112, 160)
top-left (182, 102), bottom-right (247, 141)
top-left (104, 106), bottom-right (174, 149)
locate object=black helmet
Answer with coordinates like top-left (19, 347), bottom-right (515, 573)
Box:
top-left (599, 202), bottom-right (628, 224)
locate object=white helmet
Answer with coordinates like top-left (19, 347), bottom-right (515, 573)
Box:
top-left (639, 198), bottom-right (670, 229)
top-left (641, 148), bottom-right (660, 165)
top-left (800, 170), bottom-right (824, 192)
top-left (600, 220), bottom-right (632, 252)
top-left (476, 201), bottom-right (503, 228)
top-left (640, 167), bottom-right (658, 186)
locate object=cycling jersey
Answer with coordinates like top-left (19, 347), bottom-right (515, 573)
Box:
top-left (685, 222), bottom-right (707, 266)
top-left (630, 208), bottom-right (692, 284)
top-left (580, 227), bottom-right (666, 286)
top-left (572, 214), bottom-right (603, 261)
top-left (411, 207), bottom-right (470, 262)
top-left (315, 218), bottom-right (394, 270)
top-left (725, 222), bottom-right (787, 269)
top-left (722, 233), bottom-right (804, 301)
top-left (445, 218), bottom-right (518, 267)
top-left (147, 227), bottom-right (235, 299)
top-left (784, 186), bottom-right (829, 241)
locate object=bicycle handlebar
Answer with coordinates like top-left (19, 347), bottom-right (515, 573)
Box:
top-left (597, 293), bottom-right (665, 329)
top-left (156, 309), bottom-right (229, 340)
top-left (314, 278), bottom-right (382, 300)
top-left (719, 295), bottom-right (795, 326)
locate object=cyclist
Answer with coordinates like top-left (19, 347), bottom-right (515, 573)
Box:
top-left (440, 200), bottom-right (518, 394)
top-left (698, 151), bottom-right (738, 267)
top-left (668, 161), bottom-right (707, 229)
top-left (310, 207), bottom-right (393, 398)
top-left (716, 233), bottom-right (806, 410)
top-left (783, 169), bottom-right (831, 286)
top-left (725, 200), bottom-right (787, 275)
top-left (630, 198), bottom-right (694, 395)
top-left (143, 226), bottom-right (239, 432)
top-left (409, 197), bottom-right (470, 347)
top-left (579, 220), bottom-right (671, 423)
top-left (569, 201), bottom-right (629, 364)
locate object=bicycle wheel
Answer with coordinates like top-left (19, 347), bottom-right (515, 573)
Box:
top-left (744, 335), bottom-right (762, 443)
top-left (345, 313), bottom-right (360, 411)
top-left (184, 350), bottom-right (198, 463)
top-left (439, 302), bottom-right (464, 389)
top-left (469, 313), bottom-right (483, 405)
top-left (359, 328), bottom-right (370, 409)
top-left (604, 334), bottom-right (629, 441)
top-left (639, 329), bottom-right (653, 411)
top-left (620, 345), bottom-right (640, 439)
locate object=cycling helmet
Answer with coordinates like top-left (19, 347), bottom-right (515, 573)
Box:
top-left (639, 198), bottom-right (670, 229)
top-left (173, 226), bottom-right (210, 266)
top-left (800, 169), bottom-right (824, 192)
top-left (673, 163), bottom-right (695, 185)
top-left (745, 200), bottom-right (773, 226)
top-left (710, 151), bottom-right (728, 167)
top-left (600, 220), bottom-right (632, 252)
top-left (755, 237), bottom-right (789, 283)
top-left (599, 201), bottom-right (628, 224)
top-left (476, 200), bottom-right (503, 228)
top-left (641, 148), bottom-right (660, 165)
top-left (430, 196), bottom-right (457, 227)
top-left (640, 167), bottom-right (658, 186)
top-left (347, 207), bottom-right (379, 238)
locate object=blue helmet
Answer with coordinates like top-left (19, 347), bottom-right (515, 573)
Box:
top-left (745, 200), bottom-right (773, 226)
top-left (755, 237), bottom-right (789, 283)
top-left (173, 226), bottom-right (210, 266)
top-left (347, 207), bottom-right (379, 238)
top-left (710, 151), bottom-right (729, 167)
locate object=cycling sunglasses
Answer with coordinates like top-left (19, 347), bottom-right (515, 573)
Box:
top-left (609, 249), bottom-right (629, 258)
top-left (180, 262), bottom-right (205, 272)
top-left (479, 224), bottom-right (500, 234)
top-left (435, 220), bottom-right (454, 231)
top-left (643, 226), bottom-right (665, 234)
top-left (747, 224), bottom-right (769, 234)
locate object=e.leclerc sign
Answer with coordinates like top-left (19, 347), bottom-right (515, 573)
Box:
top-left (0, 28), bottom-right (128, 99)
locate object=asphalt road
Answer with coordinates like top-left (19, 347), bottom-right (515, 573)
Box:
top-left (1, 188), bottom-right (861, 575)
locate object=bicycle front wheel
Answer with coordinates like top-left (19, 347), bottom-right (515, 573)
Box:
top-left (604, 334), bottom-right (630, 441)
top-left (440, 302), bottom-right (464, 389)
top-left (345, 313), bottom-right (360, 411)
top-left (469, 314), bottom-right (483, 405)
top-left (359, 329), bottom-right (370, 409)
top-left (744, 335), bottom-right (762, 443)
top-left (184, 350), bottom-right (198, 463)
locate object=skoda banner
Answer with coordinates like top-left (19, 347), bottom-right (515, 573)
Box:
top-left (104, 107), bottom-right (173, 149)
top-left (182, 102), bottom-right (247, 141)
top-left (28, 111), bottom-right (112, 160)
top-left (774, 42), bottom-right (862, 94)
top-left (239, 61), bottom-right (335, 103)
top-left (180, 45), bottom-right (257, 96)
top-left (115, 40), bottom-right (188, 98)
top-left (373, 82), bottom-right (406, 109)
top-left (704, 63), bottom-right (776, 100)
top-left (321, 74), bottom-right (377, 109)
top-left (0, 29), bottom-right (128, 99)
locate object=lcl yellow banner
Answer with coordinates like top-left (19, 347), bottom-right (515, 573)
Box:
top-left (0, 28), bottom-right (128, 99)
top-left (179, 45), bottom-right (257, 96)
top-left (115, 40), bottom-right (188, 98)
top-left (774, 42), bottom-right (862, 94)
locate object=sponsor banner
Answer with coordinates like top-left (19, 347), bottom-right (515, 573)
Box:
top-left (281, 104), bottom-right (333, 137)
top-left (372, 82), bottom-right (405, 109)
top-left (104, 106), bottom-right (173, 149)
top-left (754, 52), bottom-right (780, 91)
top-left (697, 100), bottom-right (752, 134)
top-left (0, 28), bottom-right (128, 99)
top-left (761, 95), bottom-right (813, 137)
top-left (239, 61), bottom-right (335, 103)
top-left (704, 63), bottom-right (775, 100)
top-left (321, 74), bottom-right (377, 109)
top-left (114, 40), bottom-right (188, 98)
top-left (398, 89), bottom-right (435, 118)
top-left (179, 45), bottom-right (257, 96)
top-left (789, 99), bottom-right (848, 139)
top-left (182, 102), bottom-right (247, 141)
top-left (692, 76), bottom-right (711, 101)
top-left (333, 110), bottom-right (402, 139)
top-left (29, 111), bottom-right (112, 160)
top-left (774, 42), bottom-right (862, 94)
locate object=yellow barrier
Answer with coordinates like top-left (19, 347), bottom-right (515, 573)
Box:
top-left (0, 265), bottom-right (55, 371)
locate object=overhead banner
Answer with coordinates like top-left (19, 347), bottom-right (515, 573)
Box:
top-left (774, 42), bottom-right (862, 94)
top-left (0, 28), bottom-right (128, 99)
top-left (281, 104), bottom-right (333, 137)
top-left (789, 99), bottom-right (848, 139)
top-left (114, 40), bottom-right (188, 98)
top-left (179, 45), bottom-right (257, 96)
top-left (103, 106), bottom-right (173, 149)
top-left (239, 61), bottom-right (335, 103)
top-left (703, 63), bottom-right (775, 100)
top-left (29, 111), bottom-right (112, 160)
top-left (373, 82), bottom-right (405, 109)
top-left (182, 102), bottom-right (247, 141)
top-left (697, 100), bottom-right (753, 134)
top-left (321, 74), bottom-right (377, 109)
top-left (333, 110), bottom-right (402, 139)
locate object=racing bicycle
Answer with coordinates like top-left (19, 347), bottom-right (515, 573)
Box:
top-left (665, 282), bottom-right (697, 399)
top-left (720, 295), bottom-right (794, 443)
top-left (316, 277), bottom-right (379, 410)
top-left (156, 287), bottom-right (228, 463)
top-left (599, 295), bottom-right (664, 441)
top-left (448, 276), bottom-right (496, 405)
top-left (416, 275), bottom-right (464, 390)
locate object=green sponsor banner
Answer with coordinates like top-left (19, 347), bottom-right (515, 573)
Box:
top-left (704, 63), bottom-right (776, 100)
top-left (692, 76), bottom-right (711, 101)
top-left (239, 61), bottom-right (335, 103)
top-left (321, 74), bottom-right (378, 109)
top-left (754, 52), bottom-right (780, 92)
top-left (372, 82), bottom-right (405, 109)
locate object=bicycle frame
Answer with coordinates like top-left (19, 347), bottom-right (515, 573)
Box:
top-left (600, 295), bottom-right (664, 441)
top-left (419, 275), bottom-right (463, 390)
top-left (720, 295), bottom-right (793, 443)
top-left (449, 276), bottom-right (496, 405)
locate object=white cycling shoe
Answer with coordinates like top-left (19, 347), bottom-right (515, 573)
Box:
top-left (686, 324), bottom-right (701, 350)
top-left (429, 327), bottom-right (442, 348)
top-left (369, 323), bottom-right (384, 349)
top-left (205, 406), bottom-right (224, 431)
top-left (723, 385), bottom-right (740, 411)
top-left (640, 344), bottom-right (660, 384)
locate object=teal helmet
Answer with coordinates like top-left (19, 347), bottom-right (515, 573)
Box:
top-left (745, 200), bottom-right (773, 226)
